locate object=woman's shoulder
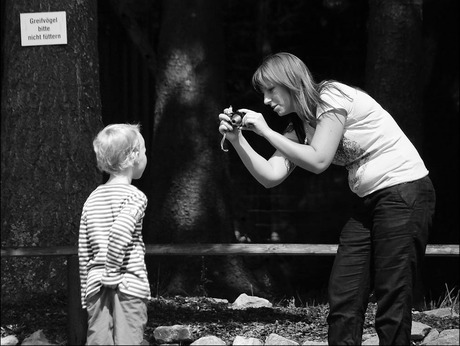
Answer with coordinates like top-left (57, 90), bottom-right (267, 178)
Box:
top-left (318, 81), bottom-right (355, 109)
top-left (328, 81), bottom-right (357, 93)
top-left (320, 80), bottom-right (350, 95)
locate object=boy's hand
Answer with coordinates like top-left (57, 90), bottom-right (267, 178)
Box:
top-left (103, 284), bottom-right (118, 290)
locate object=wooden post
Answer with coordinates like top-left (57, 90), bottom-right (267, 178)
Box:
top-left (67, 255), bottom-right (87, 345)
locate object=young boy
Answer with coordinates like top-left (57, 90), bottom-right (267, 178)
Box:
top-left (79, 123), bottom-right (150, 345)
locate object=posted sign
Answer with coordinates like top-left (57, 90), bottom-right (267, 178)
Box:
top-left (20, 11), bottom-right (67, 46)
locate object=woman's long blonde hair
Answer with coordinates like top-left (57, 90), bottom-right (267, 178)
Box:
top-left (252, 52), bottom-right (348, 142)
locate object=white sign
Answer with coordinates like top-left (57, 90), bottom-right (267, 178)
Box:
top-left (20, 11), bottom-right (67, 46)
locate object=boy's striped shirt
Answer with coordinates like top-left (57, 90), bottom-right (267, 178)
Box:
top-left (78, 184), bottom-right (150, 308)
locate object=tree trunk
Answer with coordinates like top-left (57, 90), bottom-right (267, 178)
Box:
top-left (1, 0), bottom-right (103, 300)
top-left (365, 0), bottom-right (426, 308)
top-left (146, 0), bottom-right (275, 300)
top-left (365, 0), bottom-right (424, 149)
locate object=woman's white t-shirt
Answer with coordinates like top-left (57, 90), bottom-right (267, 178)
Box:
top-left (305, 82), bottom-right (428, 197)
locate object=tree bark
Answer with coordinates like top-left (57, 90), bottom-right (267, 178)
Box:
top-left (365, 0), bottom-right (424, 149)
top-left (366, 0), bottom-right (427, 308)
top-left (1, 0), bottom-right (103, 299)
top-left (148, 0), bottom-right (229, 245)
top-left (146, 0), bottom-right (275, 299)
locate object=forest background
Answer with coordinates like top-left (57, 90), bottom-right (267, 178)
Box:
top-left (1, 0), bottom-right (458, 307)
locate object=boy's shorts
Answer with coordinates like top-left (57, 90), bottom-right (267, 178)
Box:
top-left (86, 287), bottom-right (147, 345)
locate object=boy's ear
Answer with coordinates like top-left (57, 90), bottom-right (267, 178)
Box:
top-left (129, 151), bottom-right (139, 164)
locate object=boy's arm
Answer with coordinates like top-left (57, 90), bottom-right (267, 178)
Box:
top-left (101, 193), bottom-right (147, 287)
top-left (78, 210), bottom-right (90, 308)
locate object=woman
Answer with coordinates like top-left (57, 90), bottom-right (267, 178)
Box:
top-left (218, 52), bottom-right (435, 345)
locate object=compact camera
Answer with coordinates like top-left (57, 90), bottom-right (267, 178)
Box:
top-left (220, 108), bottom-right (245, 152)
top-left (229, 110), bottom-right (244, 128)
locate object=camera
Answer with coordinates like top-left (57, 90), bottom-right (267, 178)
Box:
top-left (221, 108), bottom-right (244, 152)
top-left (229, 110), bottom-right (244, 128)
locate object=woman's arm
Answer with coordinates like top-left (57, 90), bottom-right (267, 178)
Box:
top-left (219, 110), bottom-right (297, 188)
top-left (219, 108), bottom-right (346, 187)
top-left (232, 134), bottom-right (296, 188)
top-left (241, 109), bottom-right (346, 174)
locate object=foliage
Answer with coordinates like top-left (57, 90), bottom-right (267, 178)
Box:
top-left (1, 292), bottom-right (68, 345)
top-left (1, 258), bottom-right (67, 302)
top-left (423, 284), bottom-right (460, 314)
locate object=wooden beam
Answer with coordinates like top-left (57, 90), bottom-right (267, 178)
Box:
top-left (423, 244), bottom-right (460, 257)
top-left (1, 246), bottom-right (77, 257)
top-left (1, 244), bottom-right (459, 257)
top-left (146, 243), bottom-right (340, 256)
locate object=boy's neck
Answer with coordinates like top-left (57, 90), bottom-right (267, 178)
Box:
top-left (106, 173), bottom-right (132, 185)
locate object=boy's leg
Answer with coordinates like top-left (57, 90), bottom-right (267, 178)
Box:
top-left (327, 213), bottom-right (372, 345)
top-left (86, 287), bottom-right (114, 345)
top-left (372, 177), bottom-right (435, 345)
top-left (113, 289), bottom-right (148, 345)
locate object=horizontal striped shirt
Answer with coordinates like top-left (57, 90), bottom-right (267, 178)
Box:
top-left (78, 183), bottom-right (150, 308)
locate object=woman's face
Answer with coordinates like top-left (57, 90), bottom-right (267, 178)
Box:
top-left (262, 83), bottom-right (294, 116)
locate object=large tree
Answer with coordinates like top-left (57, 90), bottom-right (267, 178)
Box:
top-left (366, 0), bottom-right (424, 149)
top-left (1, 0), bottom-right (103, 300)
top-left (365, 0), bottom-right (428, 308)
top-left (146, 0), bottom-right (276, 299)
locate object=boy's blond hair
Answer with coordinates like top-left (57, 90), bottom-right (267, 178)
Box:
top-left (93, 123), bottom-right (141, 174)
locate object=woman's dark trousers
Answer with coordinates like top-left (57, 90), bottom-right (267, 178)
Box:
top-left (327, 176), bottom-right (436, 345)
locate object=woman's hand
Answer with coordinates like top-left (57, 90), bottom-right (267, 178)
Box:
top-left (218, 107), bottom-right (241, 143)
top-left (238, 108), bottom-right (271, 137)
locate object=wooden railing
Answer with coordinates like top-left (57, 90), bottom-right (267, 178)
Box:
top-left (1, 243), bottom-right (459, 345)
top-left (2, 243), bottom-right (459, 257)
